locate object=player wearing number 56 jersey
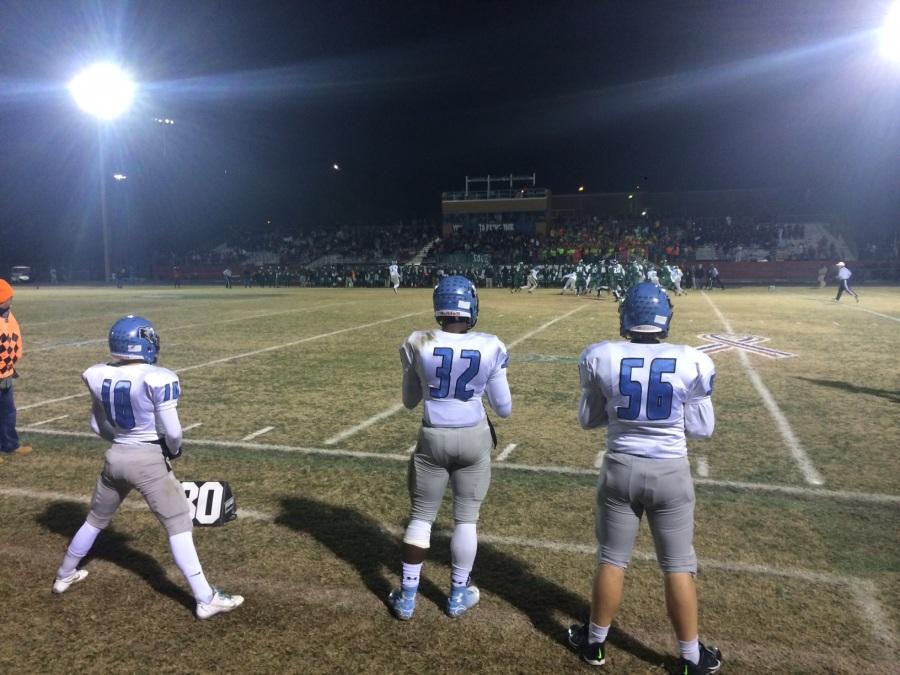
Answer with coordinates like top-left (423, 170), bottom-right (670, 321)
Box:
top-left (389, 275), bottom-right (512, 621)
top-left (52, 315), bottom-right (243, 619)
top-left (568, 282), bottom-right (722, 674)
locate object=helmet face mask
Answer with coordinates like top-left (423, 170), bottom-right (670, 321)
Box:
top-left (433, 275), bottom-right (479, 329)
top-left (619, 281), bottom-right (673, 338)
top-left (109, 315), bottom-right (160, 364)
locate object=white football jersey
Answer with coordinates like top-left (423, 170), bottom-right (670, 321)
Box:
top-left (579, 341), bottom-right (715, 458)
top-left (837, 267), bottom-right (851, 280)
top-left (82, 362), bottom-right (181, 444)
top-left (389, 264), bottom-right (400, 277)
top-left (401, 330), bottom-right (511, 427)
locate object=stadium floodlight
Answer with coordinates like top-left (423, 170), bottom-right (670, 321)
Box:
top-left (112, 174), bottom-right (127, 181)
top-left (578, 185), bottom-right (585, 192)
top-left (332, 163), bottom-right (341, 171)
top-left (880, 1), bottom-right (900, 64)
top-left (68, 62), bottom-right (135, 120)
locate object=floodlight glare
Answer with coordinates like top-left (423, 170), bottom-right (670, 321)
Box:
top-left (880, 1), bottom-right (900, 64)
top-left (69, 62), bottom-right (135, 120)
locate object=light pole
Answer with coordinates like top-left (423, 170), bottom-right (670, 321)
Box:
top-left (68, 62), bottom-right (135, 282)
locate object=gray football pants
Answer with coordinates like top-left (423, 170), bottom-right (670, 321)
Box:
top-left (408, 419), bottom-right (493, 524)
top-left (596, 452), bottom-right (697, 574)
top-left (87, 444), bottom-right (193, 536)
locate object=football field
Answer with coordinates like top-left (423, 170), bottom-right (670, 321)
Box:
top-left (1, 284), bottom-right (898, 674)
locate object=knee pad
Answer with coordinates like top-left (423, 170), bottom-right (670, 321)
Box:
top-left (402, 518), bottom-right (432, 548)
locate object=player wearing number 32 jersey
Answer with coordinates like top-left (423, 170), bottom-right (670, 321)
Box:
top-left (568, 282), bottom-right (722, 674)
top-left (52, 315), bottom-right (243, 619)
top-left (389, 275), bottom-right (511, 621)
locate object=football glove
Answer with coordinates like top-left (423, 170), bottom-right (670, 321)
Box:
top-left (159, 438), bottom-right (183, 461)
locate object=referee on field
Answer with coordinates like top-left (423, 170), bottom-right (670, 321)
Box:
top-left (834, 262), bottom-right (859, 303)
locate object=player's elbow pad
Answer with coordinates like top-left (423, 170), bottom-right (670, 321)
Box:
top-left (685, 399), bottom-right (715, 438)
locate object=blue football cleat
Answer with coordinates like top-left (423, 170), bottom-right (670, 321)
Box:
top-left (446, 582), bottom-right (480, 618)
top-left (388, 588), bottom-right (416, 620)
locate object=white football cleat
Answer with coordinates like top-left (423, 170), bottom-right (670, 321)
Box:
top-left (196, 588), bottom-right (244, 619)
top-left (53, 569), bottom-right (89, 595)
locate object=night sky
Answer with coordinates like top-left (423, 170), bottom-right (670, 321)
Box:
top-left (0, 1), bottom-right (898, 266)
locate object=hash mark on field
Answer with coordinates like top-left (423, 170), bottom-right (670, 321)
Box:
top-left (697, 456), bottom-right (709, 477)
top-left (497, 443), bottom-right (517, 461)
top-left (183, 422), bottom-right (203, 432)
top-left (19, 427), bottom-right (900, 505)
top-left (28, 414), bottom-right (70, 427)
top-left (593, 450), bottom-right (606, 468)
top-left (2, 485), bottom-right (895, 656)
top-left (323, 304), bottom-right (590, 444)
top-left (241, 426), bottom-right (274, 441)
top-left (19, 310), bottom-right (429, 413)
top-left (702, 293), bottom-right (824, 486)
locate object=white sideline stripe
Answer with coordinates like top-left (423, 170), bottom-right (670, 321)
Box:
top-left (702, 293), bottom-right (825, 486)
top-left (593, 450), bottom-right (606, 468)
top-left (16, 427), bottom-right (900, 505)
top-left (324, 403), bottom-right (406, 446)
top-left (322, 304), bottom-right (590, 445)
top-left (697, 456), bottom-right (709, 477)
top-left (183, 422), bottom-right (203, 432)
top-left (2, 485), bottom-right (894, 652)
top-left (241, 426), bottom-right (274, 441)
top-left (28, 414), bottom-right (70, 427)
top-left (17, 310), bottom-right (427, 412)
top-left (795, 294), bottom-right (900, 324)
top-left (496, 443), bottom-right (517, 462)
top-left (29, 301), bottom-right (359, 353)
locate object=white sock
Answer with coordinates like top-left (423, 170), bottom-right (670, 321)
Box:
top-left (589, 622), bottom-right (610, 644)
top-left (450, 522), bottom-right (477, 588)
top-left (679, 638), bottom-right (700, 665)
top-left (57, 522), bottom-right (101, 578)
top-left (169, 531), bottom-right (214, 604)
top-left (401, 562), bottom-right (422, 594)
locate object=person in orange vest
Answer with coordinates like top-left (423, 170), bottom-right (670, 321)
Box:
top-left (0, 279), bottom-right (32, 462)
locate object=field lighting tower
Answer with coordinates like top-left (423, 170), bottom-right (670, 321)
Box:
top-left (68, 62), bottom-right (135, 282)
top-left (880, 1), bottom-right (900, 64)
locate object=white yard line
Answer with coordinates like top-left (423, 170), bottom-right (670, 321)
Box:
top-left (324, 403), bottom-right (407, 446)
top-left (183, 422), bottom-right (203, 432)
top-left (593, 450), bottom-right (606, 468)
top-left (702, 292), bottom-right (825, 486)
top-left (18, 310), bottom-right (427, 412)
top-left (696, 455), bottom-right (709, 477)
top-left (1, 485), bottom-right (894, 653)
top-left (496, 443), bottom-right (518, 462)
top-left (20, 426), bottom-right (900, 505)
top-left (323, 304), bottom-right (590, 445)
top-left (241, 426), bottom-right (274, 441)
top-left (28, 414), bottom-right (70, 427)
top-left (29, 301), bottom-right (359, 353)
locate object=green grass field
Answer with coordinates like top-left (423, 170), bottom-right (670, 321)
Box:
top-left (1, 284), bottom-right (898, 674)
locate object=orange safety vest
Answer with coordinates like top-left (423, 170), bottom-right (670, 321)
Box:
top-left (0, 311), bottom-right (23, 379)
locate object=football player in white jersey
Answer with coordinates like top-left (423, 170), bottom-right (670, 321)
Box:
top-left (389, 275), bottom-right (512, 620)
top-left (388, 262), bottom-right (401, 293)
top-left (834, 261), bottom-right (859, 302)
top-left (568, 283), bottom-right (722, 674)
top-left (51, 315), bottom-right (244, 619)
top-left (561, 271), bottom-right (577, 295)
top-left (521, 266), bottom-right (539, 293)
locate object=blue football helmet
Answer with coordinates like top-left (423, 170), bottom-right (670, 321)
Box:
top-left (433, 275), bottom-right (479, 328)
top-left (619, 281), bottom-right (673, 338)
top-left (109, 315), bottom-right (160, 364)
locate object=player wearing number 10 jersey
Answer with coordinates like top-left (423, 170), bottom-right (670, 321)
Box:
top-left (389, 275), bottom-right (512, 621)
top-left (568, 282), bottom-right (722, 674)
top-left (52, 315), bottom-right (243, 619)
